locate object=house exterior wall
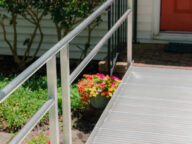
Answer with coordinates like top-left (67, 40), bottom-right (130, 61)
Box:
top-left (0, 10), bottom-right (108, 60)
top-left (137, 0), bottom-right (154, 43)
top-left (136, 0), bottom-right (192, 43)
top-left (2, 0), bottom-right (189, 60)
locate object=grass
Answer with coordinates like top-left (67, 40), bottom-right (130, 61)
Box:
top-left (0, 76), bottom-right (84, 132)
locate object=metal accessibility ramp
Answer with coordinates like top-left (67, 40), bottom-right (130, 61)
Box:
top-left (86, 64), bottom-right (192, 144)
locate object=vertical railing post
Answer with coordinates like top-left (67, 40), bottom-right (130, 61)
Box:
top-left (60, 44), bottom-right (72, 144)
top-left (47, 56), bottom-right (60, 144)
top-left (128, 0), bottom-right (133, 9)
top-left (108, 6), bottom-right (112, 76)
top-left (127, 12), bottom-right (133, 64)
top-left (117, 0), bottom-right (120, 46)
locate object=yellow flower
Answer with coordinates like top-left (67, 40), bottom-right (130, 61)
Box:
top-left (90, 91), bottom-right (97, 97)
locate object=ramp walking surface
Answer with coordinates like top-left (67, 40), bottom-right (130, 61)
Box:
top-left (86, 65), bottom-right (192, 144)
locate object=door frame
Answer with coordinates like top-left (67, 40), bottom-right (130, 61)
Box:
top-left (153, 0), bottom-right (192, 42)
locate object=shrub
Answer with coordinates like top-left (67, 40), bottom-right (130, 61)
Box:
top-left (0, 1), bottom-right (47, 68)
top-left (0, 0), bottom-right (104, 69)
top-left (45, 0), bottom-right (104, 40)
top-left (58, 84), bottom-right (84, 115)
top-left (0, 76), bottom-right (84, 131)
top-left (0, 84), bottom-right (48, 131)
top-left (22, 132), bottom-right (50, 144)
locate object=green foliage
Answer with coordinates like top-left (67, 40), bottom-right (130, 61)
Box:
top-left (0, 0), bottom-right (104, 67)
top-left (47, 0), bottom-right (88, 25)
top-left (0, 0), bottom-right (47, 68)
top-left (0, 76), bottom-right (9, 88)
top-left (58, 84), bottom-right (84, 115)
top-left (0, 81), bottom-right (48, 131)
top-left (0, 76), bottom-right (84, 131)
top-left (45, 0), bottom-right (104, 40)
top-left (70, 84), bottom-right (84, 110)
top-left (22, 132), bottom-right (50, 144)
top-left (23, 76), bottom-right (48, 91)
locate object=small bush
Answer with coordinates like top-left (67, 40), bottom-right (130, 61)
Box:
top-left (58, 84), bottom-right (84, 115)
top-left (22, 132), bottom-right (50, 144)
top-left (0, 76), bottom-right (84, 132)
top-left (23, 76), bottom-right (48, 91)
top-left (0, 85), bottom-right (48, 131)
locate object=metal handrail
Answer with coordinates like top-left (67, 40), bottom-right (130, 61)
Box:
top-left (10, 98), bottom-right (55, 144)
top-left (70, 9), bottom-right (132, 84)
top-left (0, 0), bottom-right (133, 143)
top-left (0, 0), bottom-right (115, 103)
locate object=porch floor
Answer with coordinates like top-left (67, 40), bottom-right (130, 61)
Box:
top-left (86, 65), bottom-right (192, 144)
top-left (121, 43), bottom-right (192, 69)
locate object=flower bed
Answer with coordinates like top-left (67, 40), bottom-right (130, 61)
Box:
top-left (78, 74), bottom-right (121, 109)
top-left (22, 132), bottom-right (50, 144)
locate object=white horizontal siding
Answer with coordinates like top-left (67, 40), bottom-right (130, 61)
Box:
top-left (0, 9), bottom-right (108, 60)
top-left (0, 0), bottom-right (164, 59)
top-left (137, 0), bottom-right (153, 42)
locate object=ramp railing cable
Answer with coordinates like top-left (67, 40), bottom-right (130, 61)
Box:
top-left (0, 0), bottom-right (132, 143)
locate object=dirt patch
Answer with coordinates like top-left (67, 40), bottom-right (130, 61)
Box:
top-left (72, 129), bottom-right (90, 144)
top-left (25, 108), bottom-right (102, 144)
top-left (26, 126), bottom-right (90, 144)
top-left (1, 108), bottom-right (103, 144)
top-left (0, 132), bottom-right (12, 144)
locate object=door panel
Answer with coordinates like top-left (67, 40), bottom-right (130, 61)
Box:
top-left (161, 0), bottom-right (192, 31)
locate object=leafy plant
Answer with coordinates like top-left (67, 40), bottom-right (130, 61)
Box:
top-left (0, 0), bottom-right (104, 69)
top-left (58, 84), bottom-right (84, 115)
top-left (76, 0), bottom-right (104, 60)
top-left (23, 76), bottom-right (48, 91)
top-left (78, 74), bottom-right (121, 103)
top-left (45, 0), bottom-right (104, 40)
top-left (0, 76), bottom-right (84, 132)
top-left (22, 132), bottom-right (50, 144)
top-left (0, 1), bottom-right (47, 68)
top-left (46, 0), bottom-right (104, 61)
top-left (0, 85), bottom-right (48, 132)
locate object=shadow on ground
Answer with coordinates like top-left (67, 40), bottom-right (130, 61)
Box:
top-left (72, 107), bottom-right (103, 134)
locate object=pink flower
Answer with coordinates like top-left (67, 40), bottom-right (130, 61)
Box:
top-left (111, 75), bottom-right (120, 81)
top-left (47, 140), bottom-right (50, 144)
top-left (99, 83), bottom-right (105, 87)
top-left (100, 76), bottom-right (104, 80)
top-left (36, 134), bottom-right (40, 136)
top-left (111, 82), bottom-right (116, 86)
top-left (97, 73), bottom-right (105, 80)
top-left (97, 73), bottom-right (104, 77)
top-left (48, 131), bottom-right (50, 135)
top-left (97, 89), bottom-right (103, 93)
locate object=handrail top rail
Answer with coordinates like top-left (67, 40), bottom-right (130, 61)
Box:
top-left (70, 9), bottom-right (132, 84)
top-left (0, 0), bottom-right (115, 103)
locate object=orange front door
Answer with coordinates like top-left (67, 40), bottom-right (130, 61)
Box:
top-left (161, 0), bottom-right (192, 31)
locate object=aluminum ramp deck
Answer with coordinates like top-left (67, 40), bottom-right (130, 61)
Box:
top-left (86, 65), bottom-right (192, 144)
